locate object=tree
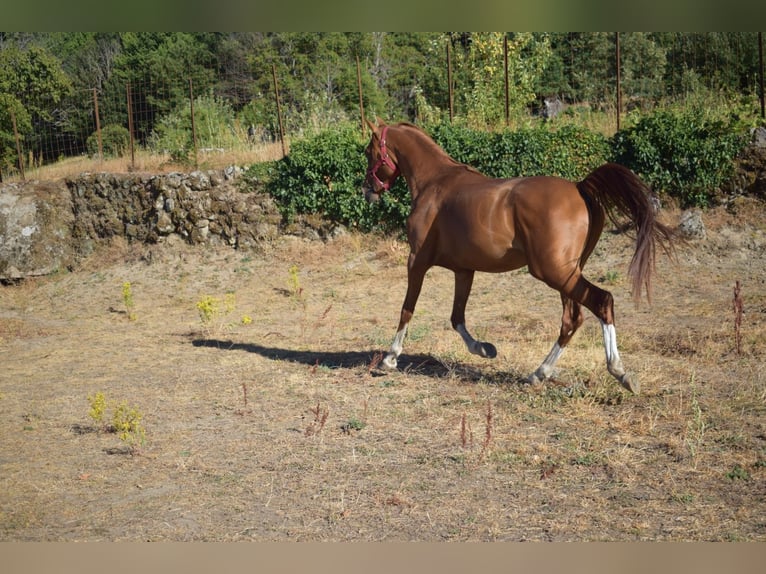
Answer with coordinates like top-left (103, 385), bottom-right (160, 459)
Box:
top-left (0, 41), bottom-right (72, 164)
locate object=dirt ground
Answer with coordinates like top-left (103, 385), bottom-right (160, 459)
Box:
top-left (1, 197), bottom-right (765, 541)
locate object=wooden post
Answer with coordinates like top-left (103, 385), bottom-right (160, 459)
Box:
top-left (92, 88), bottom-right (103, 161)
top-left (356, 54), bottom-right (366, 137)
top-left (272, 63), bottom-right (286, 157)
top-left (504, 35), bottom-right (510, 127)
top-left (447, 40), bottom-right (454, 123)
top-left (126, 82), bottom-right (135, 169)
top-left (189, 78), bottom-right (198, 169)
top-left (758, 32), bottom-right (764, 120)
top-left (615, 32), bottom-right (622, 132)
top-left (11, 109), bottom-right (25, 181)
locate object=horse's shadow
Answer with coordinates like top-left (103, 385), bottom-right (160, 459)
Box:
top-left (191, 338), bottom-right (524, 384)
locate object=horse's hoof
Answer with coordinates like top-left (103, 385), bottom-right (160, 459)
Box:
top-left (480, 342), bottom-right (497, 359)
top-left (619, 373), bottom-right (640, 394)
top-left (526, 372), bottom-right (543, 386)
top-left (382, 354), bottom-right (398, 370)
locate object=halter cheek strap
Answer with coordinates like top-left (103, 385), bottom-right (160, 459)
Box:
top-left (368, 126), bottom-right (400, 191)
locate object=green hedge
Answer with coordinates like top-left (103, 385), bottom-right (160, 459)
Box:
top-left (257, 125), bottom-right (409, 233)
top-left (612, 109), bottom-right (746, 207)
top-left (249, 112), bottom-right (747, 232)
top-left (430, 123), bottom-right (611, 180)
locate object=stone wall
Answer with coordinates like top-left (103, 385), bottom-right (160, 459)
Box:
top-left (1, 168), bottom-right (285, 281)
top-left (68, 167), bottom-right (282, 257)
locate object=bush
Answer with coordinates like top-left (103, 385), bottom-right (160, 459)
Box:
top-left (612, 109), bottom-right (746, 207)
top-left (430, 122), bottom-right (610, 180)
top-left (258, 121), bottom-right (613, 233)
top-left (86, 124), bottom-right (130, 158)
top-left (260, 124), bottom-right (409, 232)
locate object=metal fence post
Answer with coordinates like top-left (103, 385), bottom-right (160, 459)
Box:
top-left (126, 82), bottom-right (135, 170)
top-left (92, 88), bottom-right (103, 161)
top-left (189, 78), bottom-right (198, 169)
top-left (272, 64), bottom-right (286, 157)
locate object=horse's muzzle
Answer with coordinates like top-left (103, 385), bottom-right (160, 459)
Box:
top-left (364, 187), bottom-right (381, 203)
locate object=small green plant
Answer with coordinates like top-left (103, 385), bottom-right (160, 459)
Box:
top-left (196, 295), bottom-right (218, 325)
top-left (87, 391), bottom-right (108, 428)
top-left (196, 292), bottom-right (239, 335)
top-left (726, 465), bottom-right (750, 481)
top-left (602, 270), bottom-right (620, 285)
top-left (122, 282), bottom-right (136, 321)
top-left (112, 401), bottom-right (146, 453)
top-left (684, 380), bottom-right (706, 467)
top-left (86, 392), bottom-right (146, 454)
top-left (342, 417), bottom-right (366, 433)
top-left (288, 264), bottom-right (303, 298)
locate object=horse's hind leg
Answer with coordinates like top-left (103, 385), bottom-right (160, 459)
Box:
top-left (569, 277), bottom-right (638, 393)
top-left (452, 270), bottom-right (497, 359)
top-left (530, 275), bottom-right (638, 394)
top-left (528, 294), bottom-right (584, 384)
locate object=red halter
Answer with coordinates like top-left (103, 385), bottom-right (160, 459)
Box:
top-left (367, 126), bottom-right (400, 191)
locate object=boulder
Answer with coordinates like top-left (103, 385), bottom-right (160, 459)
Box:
top-left (677, 208), bottom-right (706, 240)
top-left (0, 181), bottom-right (75, 281)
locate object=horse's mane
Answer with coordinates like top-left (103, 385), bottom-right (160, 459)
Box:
top-left (395, 122), bottom-right (483, 176)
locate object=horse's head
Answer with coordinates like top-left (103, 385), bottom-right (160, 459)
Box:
top-left (363, 118), bottom-right (400, 203)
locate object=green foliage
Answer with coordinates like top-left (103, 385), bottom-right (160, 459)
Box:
top-left (87, 392), bottom-right (108, 427)
top-left (430, 122), bottom-right (610, 180)
top-left (196, 292), bottom-right (239, 336)
top-left (258, 121), bottom-right (611, 234)
top-left (87, 124), bottom-right (130, 158)
top-left (149, 92), bottom-right (239, 163)
top-left (112, 401), bottom-right (146, 451)
top-left (86, 392), bottom-right (146, 453)
top-left (121, 281), bottom-right (136, 321)
top-left (260, 124), bottom-right (409, 232)
top-left (612, 108), bottom-right (747, 207)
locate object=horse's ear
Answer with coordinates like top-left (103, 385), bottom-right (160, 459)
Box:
top-left (366, 118), bottom-right (379, 137)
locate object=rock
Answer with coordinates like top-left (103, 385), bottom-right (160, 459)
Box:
top-left (751, 126), bottom-right (766, 148)
top-left (677, 209), bottom-right (706, 240)
top-left (0, 181), bottom-right (75, 281)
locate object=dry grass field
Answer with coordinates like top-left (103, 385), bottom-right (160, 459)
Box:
top-left (1, 197), bottom-right (765, 541)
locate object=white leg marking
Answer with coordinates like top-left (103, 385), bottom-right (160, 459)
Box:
top-left (532, 342), bottom-right (565, 381)
top-left (383, 326), bottom-right (408, 369)
top-left (600, 320), bottom-right (625, 377)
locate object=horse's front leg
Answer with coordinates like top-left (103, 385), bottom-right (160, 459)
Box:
top-left (382, 255), bottom-right (428, 369)
top-left (452, 269), bottom-right (497, 359)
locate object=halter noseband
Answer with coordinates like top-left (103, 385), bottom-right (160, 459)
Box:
top-left (367, 126), bottom-right (400, 191)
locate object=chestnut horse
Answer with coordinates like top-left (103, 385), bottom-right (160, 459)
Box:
top-left (362, 118), bottom-right (675, 394)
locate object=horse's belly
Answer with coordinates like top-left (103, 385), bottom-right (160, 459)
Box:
top-left (440, 239), bottom-right (526, 273)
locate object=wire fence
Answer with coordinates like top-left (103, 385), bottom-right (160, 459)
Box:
top-left (2, 32), bottom-right (765, 183)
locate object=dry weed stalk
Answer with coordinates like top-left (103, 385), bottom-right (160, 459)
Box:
top-left (368, 352), bottom-right (383, 373)
top-left (478, 401), bottom-right (494, 462)
top-left (733, 280), bottom-right (744, 355)
top-left (460, 412), bottom-right (474, 449)
top-left (305, 403), bottom-right (329, 436)
top-left (312, 303), bottom-right (333, 330)
top-left (234, 382), bottom-right (253, 416)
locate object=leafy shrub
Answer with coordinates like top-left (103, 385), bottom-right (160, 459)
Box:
top-left (260, 124), bottom-right (409, 232)
top-left (612, 109), bottom-right (746, 207)
top-left (87, 124), bottom-right (130, 158)
top-left (150, 93), bottom-right (240, 163)
top-left (430, 122), bottom-right (610, 180)
top-left (257, 121), bottom-right (611, 233)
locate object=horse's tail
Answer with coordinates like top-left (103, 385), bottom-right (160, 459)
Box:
top-left (577, 163), bottom-right (675, 304)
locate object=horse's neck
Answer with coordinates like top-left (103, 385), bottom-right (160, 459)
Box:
top-left (393, 126), bottom-right (454, 189)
